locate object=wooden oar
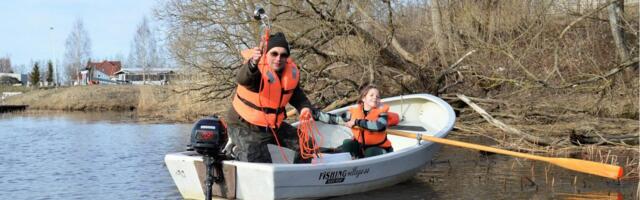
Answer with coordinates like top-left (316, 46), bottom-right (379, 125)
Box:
top-left (387, 129), bottom-right (623, 180)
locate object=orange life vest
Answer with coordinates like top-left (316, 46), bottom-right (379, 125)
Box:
top-left (232, 56), bottom-right (300, 128)
top-left (349, 104), bottom-right (392, 149)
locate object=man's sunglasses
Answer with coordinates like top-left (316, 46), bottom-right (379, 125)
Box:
top-left (269, 51), bottom-right (289, 58)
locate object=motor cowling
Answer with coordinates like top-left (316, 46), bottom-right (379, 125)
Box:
top-left (189, 116), bottom-right (228, 157)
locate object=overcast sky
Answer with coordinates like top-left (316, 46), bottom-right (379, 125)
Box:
top-left (0, 0), bottom-right (163, 71)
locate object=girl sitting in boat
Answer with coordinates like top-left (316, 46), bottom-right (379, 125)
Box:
top-left (313, 85), bottom-right (392, 158)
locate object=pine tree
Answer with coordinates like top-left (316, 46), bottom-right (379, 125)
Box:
top-left (30, 62), bottom-right (40, 87)
top-left (46, 60), bottom-right (54, 84)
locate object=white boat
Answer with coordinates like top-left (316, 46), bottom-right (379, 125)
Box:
top-left (165, 93), bottom-right (456, 199)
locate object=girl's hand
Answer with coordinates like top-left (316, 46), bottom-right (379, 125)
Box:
top-left (345, 119), bottom-right (356, 128)
top-left (300, 108), bottom-right (311, 120)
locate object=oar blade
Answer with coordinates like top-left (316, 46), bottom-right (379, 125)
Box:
top-left (551, 158), bottom-right (623, 180)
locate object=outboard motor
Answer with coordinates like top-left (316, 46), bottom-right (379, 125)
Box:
top-left (190, 116), bottom-right (228, 157)
top-left (189, 116), bottom-right (228, 200)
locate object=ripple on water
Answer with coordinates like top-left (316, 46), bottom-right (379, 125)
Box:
top-left (0, 112), bottom-right (189, 199)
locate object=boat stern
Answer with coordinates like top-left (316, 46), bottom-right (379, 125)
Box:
top-left (165, 151), bottom-right (206, 200)
top-left (165, 151), bottom-right (277, 200)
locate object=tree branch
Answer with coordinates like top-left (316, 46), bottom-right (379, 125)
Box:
top-left (457, 94), bottom-right (552, 146)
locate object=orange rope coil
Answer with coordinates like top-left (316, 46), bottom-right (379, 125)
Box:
top-left (297, 111), bottom-right (322, 160)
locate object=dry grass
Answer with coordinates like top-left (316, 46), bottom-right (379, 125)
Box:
top-left (137, 85), bottom-right (229, 122)
top-left (3, 85), bottom-right (227, 122)
top-left (0, 85), bottom-right (34, 93)
top-left (4, 85), bottom-right (139, 111)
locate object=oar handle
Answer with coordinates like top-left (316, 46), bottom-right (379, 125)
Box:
top-left (387, 129), bottom-right (623, 180)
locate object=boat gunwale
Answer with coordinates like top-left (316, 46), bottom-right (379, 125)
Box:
top-left (221, 93), bottom-right (456, 169)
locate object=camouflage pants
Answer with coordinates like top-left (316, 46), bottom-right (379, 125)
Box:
top-left (227, 120), bottom-right (305, 163)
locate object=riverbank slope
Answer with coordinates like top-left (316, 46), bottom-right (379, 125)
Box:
top-left (3, 85), bottom-right (228, 122)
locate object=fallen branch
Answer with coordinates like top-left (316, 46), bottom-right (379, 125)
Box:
top-left (441, 93), bottom-right (508, 105)
top-left (546, 57), bottom-right (639, 89)
top-left (437, 71), bottom-right (464, 94)
top-left (570, 132), bottom-right (639, 146)
top-left (435, 50), bottom-right (477, 83)
top-left (456, 94), bottom-right (552, 146)
top-left (435, 50), bottom-right (477, 94)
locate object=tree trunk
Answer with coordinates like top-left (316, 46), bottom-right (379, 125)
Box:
top-left (607, 0), bottom-right (630, 64)
top-left (430, 0), bottom-right (448, 67)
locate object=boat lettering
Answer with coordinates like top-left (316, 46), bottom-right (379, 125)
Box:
top-left (175, 169), bottom-right (186, 178)
top-left (318, 167), bottom-right (370, 184)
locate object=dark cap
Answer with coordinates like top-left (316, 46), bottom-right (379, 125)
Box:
top-left (266, 32), bottom-right (290, 54)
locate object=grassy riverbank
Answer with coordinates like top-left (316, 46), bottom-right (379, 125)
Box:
top-left (3, 85), bottom-right (228, 122)
top-left (0, 85), bottom-right (35, 94)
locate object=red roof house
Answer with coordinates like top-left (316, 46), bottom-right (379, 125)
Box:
top-left (87, 61), bottom-right (122, 77)
top-left (79, 60), bottom-right (123, 85)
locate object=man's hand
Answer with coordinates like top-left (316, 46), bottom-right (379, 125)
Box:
top-left (300, 107), bottom-right (311, 120)
top-left (250, 47), bottom-right (261, 65)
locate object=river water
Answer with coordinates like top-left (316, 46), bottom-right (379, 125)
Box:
top-left (1, 112), bottom-right (637, 199)
top-left (0, 112), bottom-right (190, 199)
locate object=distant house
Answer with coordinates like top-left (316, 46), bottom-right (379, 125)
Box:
top-left (114, 68), bottom-right (176, 85)
top-left (79, 61), bottom-right (123, 85)
top-left (0, 73), bottom-right (28, 86)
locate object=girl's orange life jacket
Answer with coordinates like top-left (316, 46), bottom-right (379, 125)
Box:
top-left (232, 56), bottom-right (300, 128)
top-left (349, 104), bottom-right (392, 148)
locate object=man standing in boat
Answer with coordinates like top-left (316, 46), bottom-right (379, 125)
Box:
top-left (226, 32), bottom-right (313, 163)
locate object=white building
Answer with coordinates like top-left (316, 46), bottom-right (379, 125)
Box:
top-left (114, 68), bottom-right (177, 85)
top-left (0, 73), bottom-right (28, 86)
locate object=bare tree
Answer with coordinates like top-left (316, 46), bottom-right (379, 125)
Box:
top-left (157, 0), bottom-right (260, 100)
top-left (12, 64), bottom-right (25, 75)
top-left (63, 18), bottom-right (92, 84)
top-left (157, 0), bottom-right (638, 110)
top-left (128, 16), bottom-right (161, 84)
top-left (430, 0), bottom-right (448, 67)
top-left (0, 56), bottom-right (11, 73)
top-left (608, 0), bottom-right (630, 63)
top-left (157, 0), bottom-right (430, 106)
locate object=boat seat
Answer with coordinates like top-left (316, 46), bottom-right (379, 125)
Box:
top-left (389, 125), bottom-right (427, 132)
top-left (319, 147), bottom-right (338, 153)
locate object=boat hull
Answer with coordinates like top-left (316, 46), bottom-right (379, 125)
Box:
top-left (165, 94), bottom-right (455, 199)
top-left (166, 141), bottom-right (442, 199)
